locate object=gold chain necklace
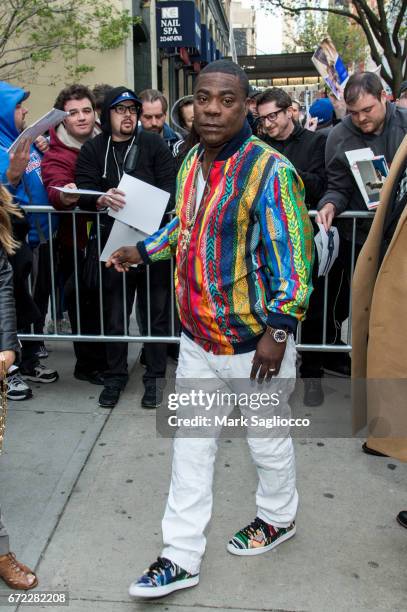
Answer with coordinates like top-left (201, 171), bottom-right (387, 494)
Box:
top-left (0, 356), bottom-right (7, 455)
top-left (179, 158), bottom-right (206, 252)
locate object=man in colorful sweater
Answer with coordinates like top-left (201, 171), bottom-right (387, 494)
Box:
top-left (107, 60), bottom-right (313, 599)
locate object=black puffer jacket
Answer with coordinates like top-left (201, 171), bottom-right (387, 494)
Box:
top-left (262, 123), bottom-right (327, 207)
top-left (0, 247), bottom-right (19, 353)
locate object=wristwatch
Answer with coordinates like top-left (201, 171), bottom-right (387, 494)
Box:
top-left (266, 326), bottom-right (288, 343)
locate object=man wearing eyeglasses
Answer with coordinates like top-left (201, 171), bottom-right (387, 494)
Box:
top-left (257, 88), bottom-right (332, 407)
top-left (256, 88), bottom-right (327, 208)
top-left (75, 87), bottom-right (176, 409)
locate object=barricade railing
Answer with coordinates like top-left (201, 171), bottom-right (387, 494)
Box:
top-left (18, 206), bottom-right (374, 352)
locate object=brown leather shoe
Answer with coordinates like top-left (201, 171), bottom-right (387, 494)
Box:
top-left (0, 552), bottom-right (38, 590)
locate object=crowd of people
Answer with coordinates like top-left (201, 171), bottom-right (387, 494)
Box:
top-left (0, 60), bottom-right (406, 594)
top-left (1, 71), bottom-right (406, 411)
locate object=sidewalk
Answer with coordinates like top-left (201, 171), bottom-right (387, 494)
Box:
top-left (0, 343), bottom-right (406, 612)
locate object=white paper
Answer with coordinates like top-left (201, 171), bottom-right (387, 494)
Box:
top-left (51, 186), bottom-right (105, 196)
top-left (100, 219), bottom-right (148, 263)
top-left (108, 173), bottom-right (170, 235)
top-left (314, 223), bottom-right (340, 277)
top-left (8, 108), bottom-right (68, 154)
top-left (345, 148), bottom-right (375, 208)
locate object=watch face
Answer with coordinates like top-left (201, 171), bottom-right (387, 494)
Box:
top-left (273, 329), bottom-right (287, 343)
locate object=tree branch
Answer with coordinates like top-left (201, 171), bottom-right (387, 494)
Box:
top-left (353, 0), bottom-right (382, 32)
top-left (0, 53), bottom-right (39, 70)
top-left (392, 0), bottom-right (406, 55)
top-left (269, 1), bottom-right (362, 25)
top-left (0, 8), bottom-right (18, 55)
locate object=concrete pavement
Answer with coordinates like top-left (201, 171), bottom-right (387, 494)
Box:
top-left (0, 341), bottom-right (406, 612)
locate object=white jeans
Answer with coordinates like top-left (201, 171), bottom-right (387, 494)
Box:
top-left (161, 333), bottom-right (298, 574)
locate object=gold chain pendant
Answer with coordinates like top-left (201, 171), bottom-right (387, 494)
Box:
top-left (0, 356), bottom-right (7, 455)
top-left (180, 227), bottom-right (191, 252)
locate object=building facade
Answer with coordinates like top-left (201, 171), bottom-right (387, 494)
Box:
top-left (230, 0), bottom-right (256, 56)
top-left (10, 0), bottom-right (230, 121)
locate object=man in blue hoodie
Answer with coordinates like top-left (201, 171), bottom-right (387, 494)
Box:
top-left (0, 81), bottom-right (59, 399)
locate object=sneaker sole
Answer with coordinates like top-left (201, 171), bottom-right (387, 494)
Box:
top-left (23, 374), bottom-right (59, 384)
top-left (7, 392), bottom-right (33, 401)
top-left (227, 524), bottom-right (296, 556)
top-left (129, 574), bottom-right (199, 599)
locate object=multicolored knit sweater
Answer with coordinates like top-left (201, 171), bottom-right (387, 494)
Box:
top-left (138, 122), bottom-right (313, 355)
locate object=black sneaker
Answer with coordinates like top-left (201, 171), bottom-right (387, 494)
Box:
top-left (128, 557), bottom-right (199, 599)
top-left (397, 511), bottom-right (407, 529)
top-left (227, 516), bottom-right (296, 556)
top-left (141, 382), bottom-right (163, 409)
top-left (21, 364), bottom-right (59, 384)
top-left (303, 378), bottom-right (324, 407)
top-left (98, 386), bottom-right (121, 408)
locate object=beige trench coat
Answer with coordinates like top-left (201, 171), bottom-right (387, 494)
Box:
top-left (352, 134), bottom-right (407, 461)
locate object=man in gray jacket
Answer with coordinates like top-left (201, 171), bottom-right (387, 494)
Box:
top-left (316, 72), bottom-right (407, 428)
top-left (317, 72), bottom-right (407, 244)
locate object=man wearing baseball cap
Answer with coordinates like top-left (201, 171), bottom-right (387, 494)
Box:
top-left (76, 86), bottom-right (176, 409)
top-left (309, 98), bottom-right (335, 132)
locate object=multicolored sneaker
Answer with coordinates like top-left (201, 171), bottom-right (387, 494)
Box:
top-left (227, 517), bottom-right (296, 556)
top-left (128, 557), bottom-right (199, 599)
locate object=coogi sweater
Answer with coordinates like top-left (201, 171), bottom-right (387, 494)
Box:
top-left (138, 124), bottom-right (314, 355)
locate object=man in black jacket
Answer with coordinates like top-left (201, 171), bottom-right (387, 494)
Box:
top-left (256, 87), bottom-right (326, 207)
top-left (76, 86), bottom-right (176, 408)
top-left (257, 88), bottom-right (333, 406)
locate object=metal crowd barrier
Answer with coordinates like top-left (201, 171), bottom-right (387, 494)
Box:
top-left (18, 206), bottom-right (374, 352)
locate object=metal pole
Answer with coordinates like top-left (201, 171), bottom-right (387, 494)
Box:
top-left (48, 213), bottom-right (57, 336)
top-left (72, 212), bottom-right (81, 335)
top-left (150, 0), bottom-right (158, 89)
top-left (96, 215), bottom-right (105, 336)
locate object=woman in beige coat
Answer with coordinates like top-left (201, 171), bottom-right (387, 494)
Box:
top-left (352, 134), bottom-right (407, 461)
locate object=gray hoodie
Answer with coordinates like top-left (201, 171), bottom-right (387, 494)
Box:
top-left (170, 95), bottom-right (194, 138)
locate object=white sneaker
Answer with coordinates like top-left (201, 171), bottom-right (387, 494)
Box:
top-left (6, 367), bottom-right (33, 400)
top-left (21, 364), bottom-right (59, 384)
